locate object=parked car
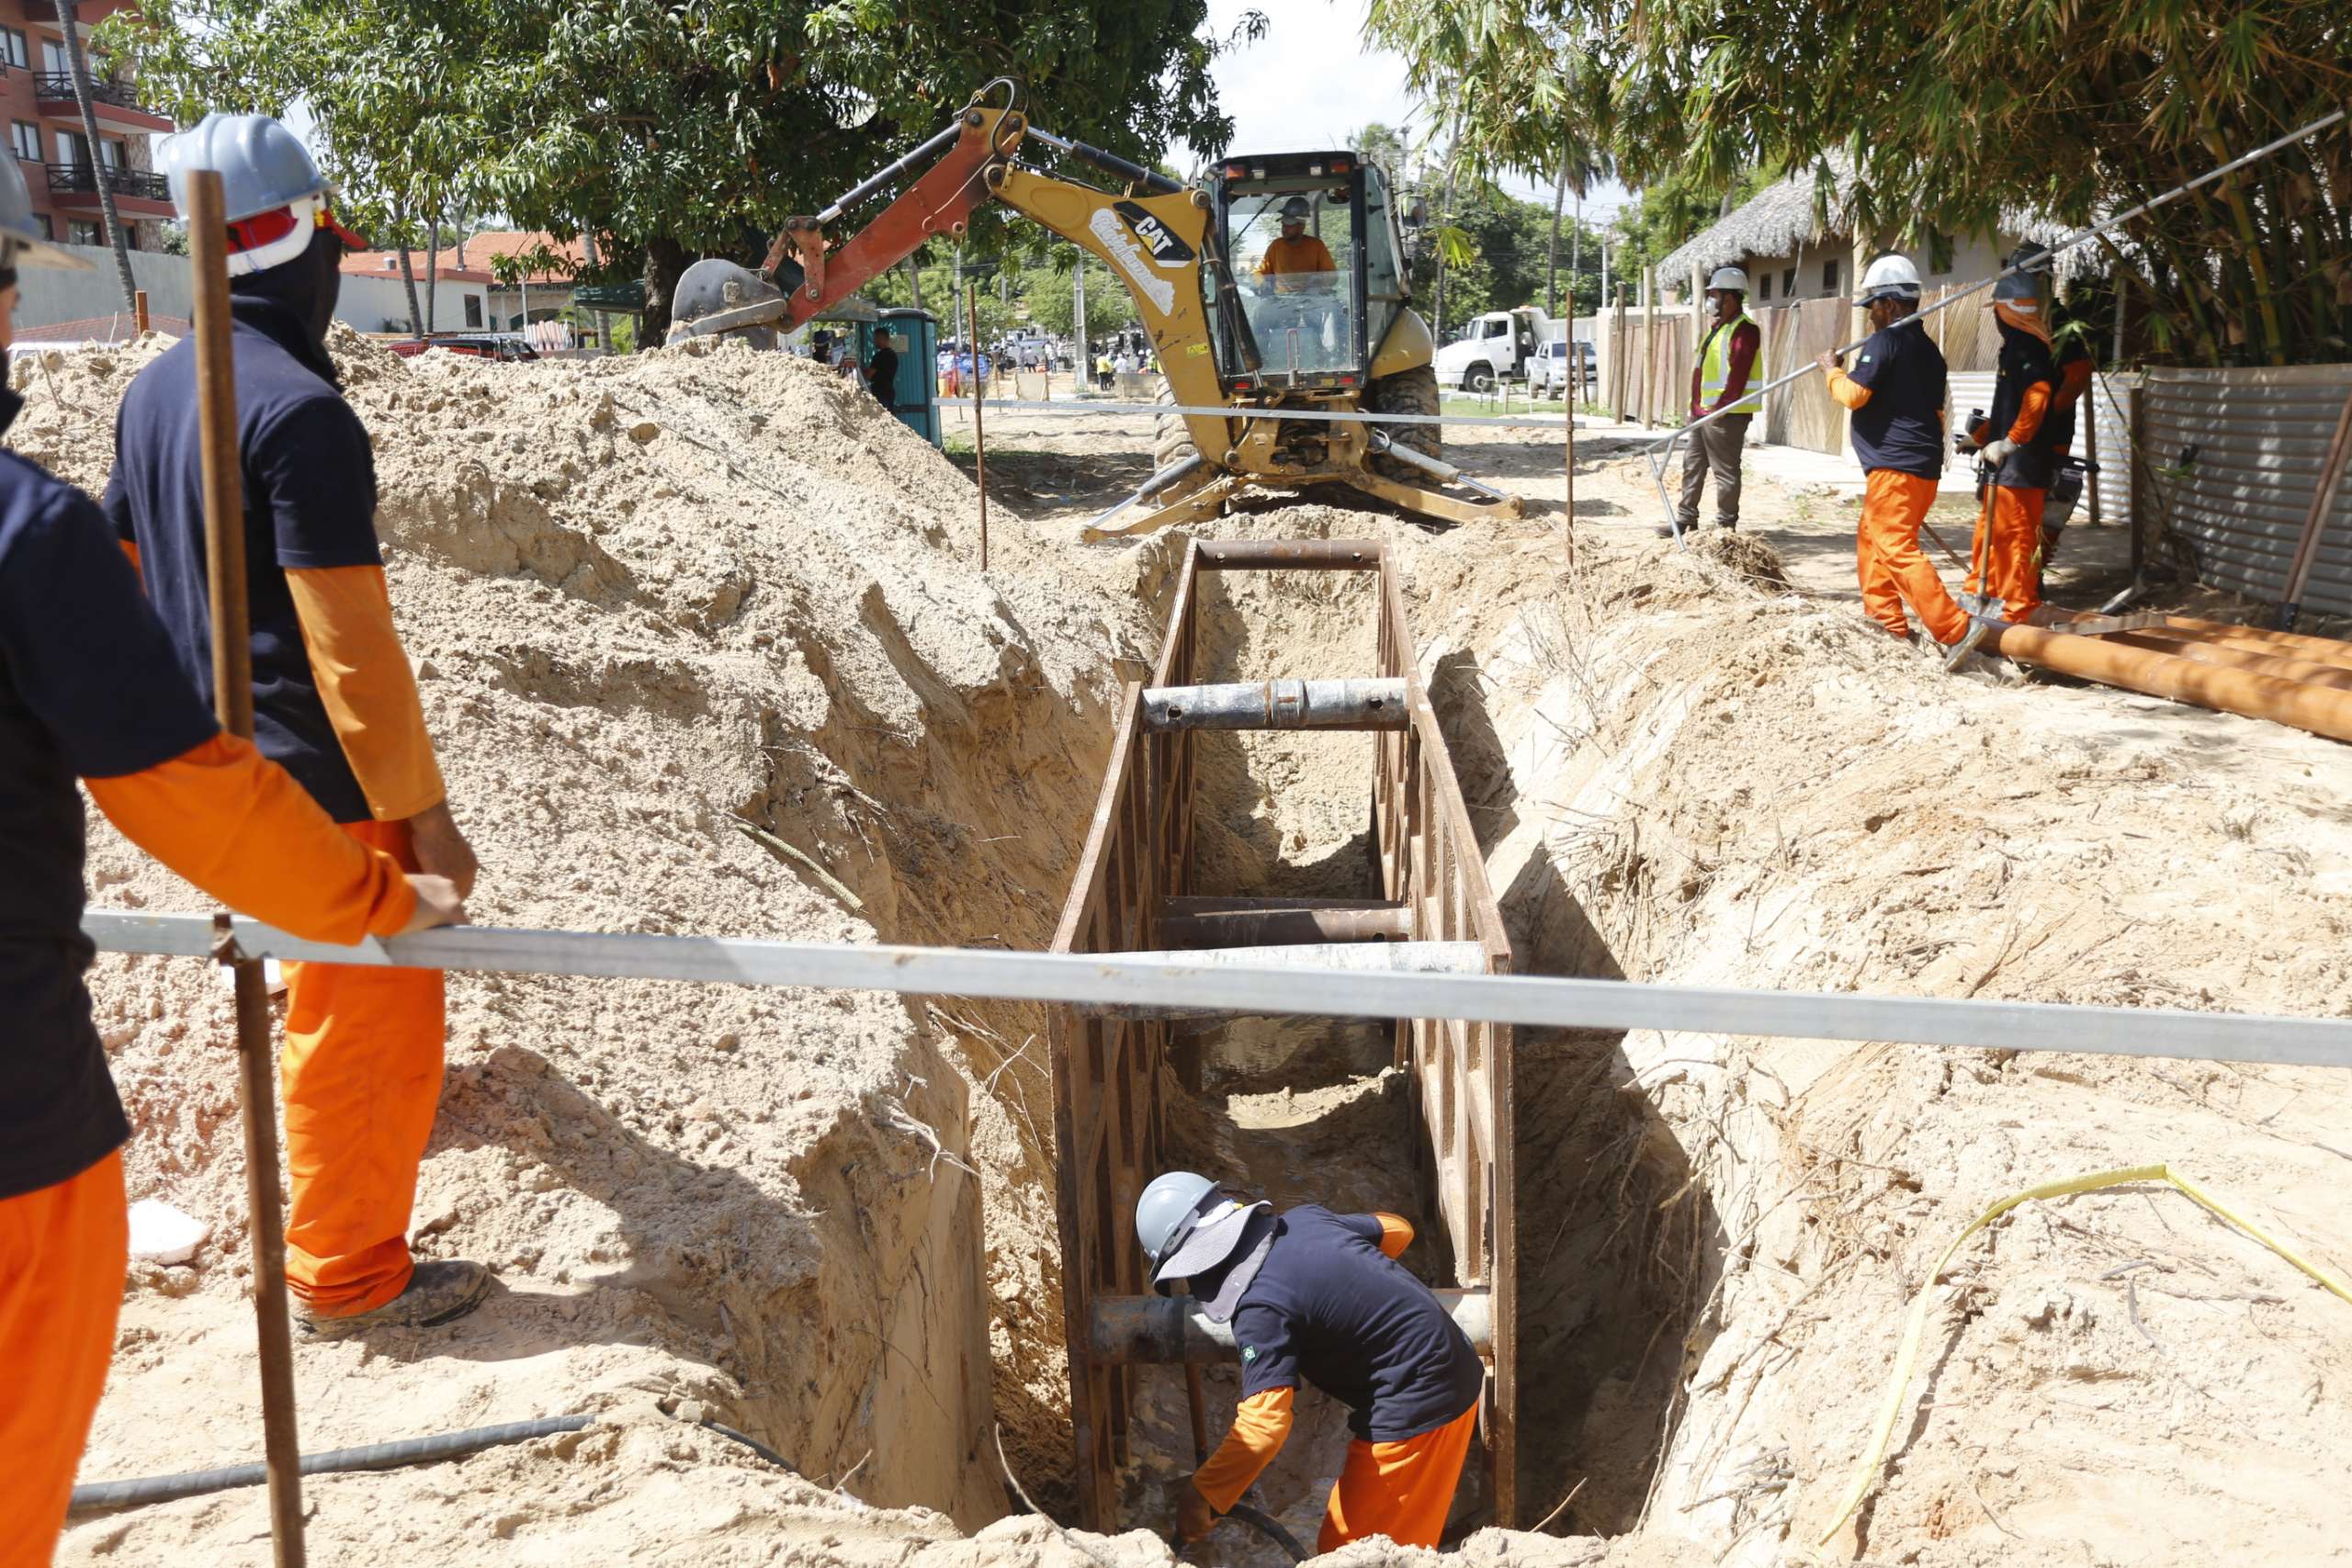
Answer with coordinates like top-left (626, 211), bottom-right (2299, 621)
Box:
top-left (1529, 336), bottom-right (1596, 400)
top-left (387, 333), bottom-right (540, 363)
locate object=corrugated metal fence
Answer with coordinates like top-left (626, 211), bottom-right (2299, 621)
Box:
top-left (2136, 366), bottom-right (2352, 618)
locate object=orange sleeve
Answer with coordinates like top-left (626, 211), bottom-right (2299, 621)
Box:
top-left (85, 733), bottom-right (417, 942)
top-left (1374, 1212), bottom-right (1415, 1259)
top-left (1193, 1388), bottom-right (1294, 1514)
top-left (120, 538), bottom-right (141, 578)
top-left (2052, 358), bottom-right (2093, 412)
top-left (283, 565), bottom-right (447, 821)
top-left (2007, 378), bottom-right (2052, 444)
top-left (1825, 366), bottom-right (1872, 411)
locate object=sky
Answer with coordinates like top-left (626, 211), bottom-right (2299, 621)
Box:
top-left (1183, 0), bottom-right (1632, 220)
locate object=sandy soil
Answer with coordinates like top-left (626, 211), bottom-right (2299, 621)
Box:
top-left (17, 352), bottom-right (2352, 1567)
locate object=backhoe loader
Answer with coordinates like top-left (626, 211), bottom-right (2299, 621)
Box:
top-left (665, 81), bottom-right (1521, 540)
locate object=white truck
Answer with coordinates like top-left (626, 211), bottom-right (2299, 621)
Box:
top-left (1432, 305), bottom-right (1558, 391)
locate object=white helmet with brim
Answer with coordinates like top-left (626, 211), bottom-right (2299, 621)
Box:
top-left (158, 112), bottom-right (370, 277)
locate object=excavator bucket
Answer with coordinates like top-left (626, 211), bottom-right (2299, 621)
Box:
top-left (666, 259), bottom-right (793, 346)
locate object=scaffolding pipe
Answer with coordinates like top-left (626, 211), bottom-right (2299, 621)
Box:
top-left (1982, 621), bottom-right (2352, 742)
top-left (1156, 897), bottom-right (1410, 948)
top-left (1142, 678), bottom-right (1408, 731)
top-left (1072, 939), bottom-right (1486, 1020)
top-left (1092, 1290), bottom-right (1492, 1364)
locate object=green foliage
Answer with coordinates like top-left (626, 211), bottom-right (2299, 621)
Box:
top-left (1363, 0), bottom-right (2352, 366)
top-left (104, 0), bottom-right (1254, 341)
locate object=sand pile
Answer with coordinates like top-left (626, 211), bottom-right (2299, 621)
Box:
top-left (11, 332), bottom-right (1162, 1556)
top-left (1381, 509), bottom-right (2352, 1563)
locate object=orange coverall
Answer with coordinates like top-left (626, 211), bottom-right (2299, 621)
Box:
top-left (1824, 366), bottom-right (1969, 645)
top-left (1193, 1213), bottom-right (1476, 1551)
top-left (1966, 378), bottom-right (2053, 622)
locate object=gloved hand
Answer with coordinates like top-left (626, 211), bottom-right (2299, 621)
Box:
top-left (1981, 437), bottom-right (2017, 467)
top-left (1177, 1483), bottom-right (1216, 1543)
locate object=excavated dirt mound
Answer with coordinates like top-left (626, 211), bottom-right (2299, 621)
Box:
top-left (16, 332), bottom-right (1158, 1551)
top-left (1383, 502), bottom-right (2352, 1564)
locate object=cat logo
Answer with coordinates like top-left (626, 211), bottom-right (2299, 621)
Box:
top-left (1114, 201), bottom-right (1195, 267)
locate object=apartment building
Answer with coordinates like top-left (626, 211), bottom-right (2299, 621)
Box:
top-left (0, 0), bottom-right (172, 252)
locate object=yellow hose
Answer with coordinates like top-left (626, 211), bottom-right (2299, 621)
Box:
top-left (1818, 1163), bottom-right (2352, 1545)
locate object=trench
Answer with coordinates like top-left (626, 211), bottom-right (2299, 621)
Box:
top-left (1028, 546), bottom-right (1725, 1553)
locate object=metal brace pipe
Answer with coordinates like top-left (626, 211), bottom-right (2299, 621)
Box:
top-left (1086, 454), bottom-right (1205, 533)
top-left (1142, 677), bottom-right (1408, 730)
top-left (1091, 1291), bottom-right (1492, 1364)
top-left (1367, 430), bottom-right (1511, 502)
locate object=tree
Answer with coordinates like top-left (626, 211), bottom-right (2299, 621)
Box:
top-left (1364, 0), bottom-right (2352, 365)
top-left (109, 1), bottom-right (1262, 346)
top-left (56, 3), bottom-right (135, 309)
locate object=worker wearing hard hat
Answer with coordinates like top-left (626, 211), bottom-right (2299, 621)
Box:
top-left (105, 113), bottom-right (490, 1336)
top-left (0, 152), bottom-right (465, 1565)
top-left (1141, 1171), bottom-right (1486, 1553)
top-left (2038, 291), bottom-right (2098, 572)
top-left (1665, 265), bottom-right (1763, 536)
top-left (1958, 261), bottom-right (2062, 621)
top-left (1257, 197), bottom-right (1337, 295)
top-left (1817, 254), bottom-right (1976, 650)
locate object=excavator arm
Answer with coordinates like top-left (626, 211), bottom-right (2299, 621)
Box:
top-left (729, 88), bottom-right (1241, 464)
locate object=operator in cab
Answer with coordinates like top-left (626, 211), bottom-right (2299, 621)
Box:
top-left (1256, 197), bottom-right (1337, 293)
top-left (1143, 1171), bottom-right (1486, 1553)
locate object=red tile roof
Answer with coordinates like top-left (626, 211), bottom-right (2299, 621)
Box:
top-left (339, 250), bottom-right (494, 285)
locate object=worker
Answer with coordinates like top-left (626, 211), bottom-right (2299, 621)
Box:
top-left (2040, 293), bottom-right (2097, 570)
top-left (1142, 1172), bottom-right (1485, 1553)
top-left (0, 152), bottom-right (467, 1568)
top-left (1256, 197), bottom-right (1337, 294)
top-left (1959, 263), bottom-right (2061, 622)
top-left (1663, 265), bottom-right (1762, 537)
top-left (866, 329), bottom-right (900, 407)
top-left (106, 113), bottom-right (489, 1335)
top-left (1817, 254), bottom-right (1978, 652)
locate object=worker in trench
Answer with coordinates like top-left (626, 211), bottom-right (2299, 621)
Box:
top-left (1661, 266), bottom-right (1763, 537)
top-left (1957, 260), bottom-right (2063, 622)
top-left (1816, 254), bottom-right (1982, 654)
top-left (105, 113), bottom-right (490, 1336)
top-left (0, 153), bottom-right (466, 1566)
top-left (1139, 1172), bottom-right (1486, 1553)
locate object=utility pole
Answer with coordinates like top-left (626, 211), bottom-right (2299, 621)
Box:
top-left (1073, 251), bottom-right (1088, 394)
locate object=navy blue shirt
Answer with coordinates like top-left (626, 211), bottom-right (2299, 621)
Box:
top-left (1, 389), bottom-right (220, 1199)
top-left (1846, 320), bottom-right (1948, 481)
top-left (1230, 1205), bottom-right (1486, 1442)
top-left (105, 298), bottom-right (379, 823)
top-left (1987, 321), bottom-right (2061, 491)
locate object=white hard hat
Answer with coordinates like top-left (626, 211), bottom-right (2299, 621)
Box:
top-left (0, 152), bottom-right (90, 271)
top-left (1706, 265), bottom-right (1749, 294)
top-left (1859, 254), bottom-right (1922, 303)
top-left (157, 112), bottom-right (369, 276)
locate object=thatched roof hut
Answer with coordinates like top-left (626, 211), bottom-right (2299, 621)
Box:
top-left (1657, 158), bottom-right (2093, 288)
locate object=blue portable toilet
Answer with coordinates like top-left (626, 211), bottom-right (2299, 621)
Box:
top-left (867, 307), bottom-right (941, 447)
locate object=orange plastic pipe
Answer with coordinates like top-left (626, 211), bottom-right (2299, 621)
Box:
top-left (2104, 630), bottom-right (2352, 692)
top-left (2156, 615), bottom-right (2352, 671)
top-left (1981, 621), bottom-right (2352, 742)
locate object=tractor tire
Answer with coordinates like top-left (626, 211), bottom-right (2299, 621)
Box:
top-left (1462, 361), bottom-right (1495, 393)
top-left (1154, 378), bottom-right (1201, 473)
top-left (1366, 362), bottom-right (1442, 483)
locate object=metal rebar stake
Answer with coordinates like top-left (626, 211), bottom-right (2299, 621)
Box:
top-left (187, 168), bottom-right (308, 1568)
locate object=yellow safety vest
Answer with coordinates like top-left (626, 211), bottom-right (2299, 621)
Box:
top-left (1700, 312), bottom-right (1762, 416)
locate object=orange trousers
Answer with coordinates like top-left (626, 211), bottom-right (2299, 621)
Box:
top-left (1965, 485), bottom-right (2046, 622)
top-left (1317, 1400), bottom-right (1479, 1552)
top-left (1856, 469), bottom-right (1968, 645)
top-left (0, 1150), bottom-right (126, 1568)
top-left (281, 819), bottom-right (447, 1316)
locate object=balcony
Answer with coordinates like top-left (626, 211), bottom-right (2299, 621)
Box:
top-left (30, 73), bottom-right (175, 132)
top-left (43, 161), bottom-right (175, 218)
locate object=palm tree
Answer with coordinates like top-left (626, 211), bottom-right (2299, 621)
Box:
top-left (53, 0), bottom-right (134, 310)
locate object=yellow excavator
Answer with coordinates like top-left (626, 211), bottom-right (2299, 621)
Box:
top-left (665, 81), bottom-right (1521, 540)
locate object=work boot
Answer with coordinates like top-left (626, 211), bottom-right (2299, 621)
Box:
top-left (1656, 520), bottom-right (1692, 539)
top-left (1939, 615), bottom-right (1999, 672)
top-left (297, 1259), bottom-right (491, 1337)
